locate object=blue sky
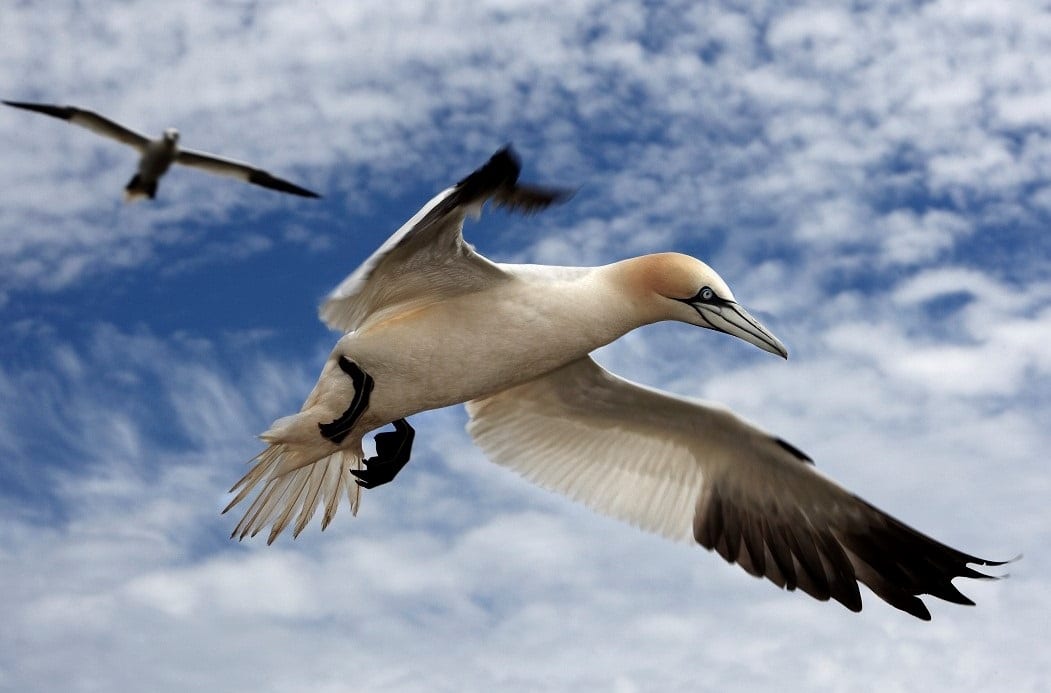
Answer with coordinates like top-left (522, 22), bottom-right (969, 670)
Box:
top-left (2, 1), bottom-right (1049, 690)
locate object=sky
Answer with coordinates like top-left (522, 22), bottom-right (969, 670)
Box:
top-left (1, 0), bottom-right (1049, 690)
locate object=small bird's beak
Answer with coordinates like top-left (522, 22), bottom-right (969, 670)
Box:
top-left (692, 299), bottom-right (788, 359)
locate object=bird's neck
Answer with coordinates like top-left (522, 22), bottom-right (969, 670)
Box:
top-left (602, 254), bottom-right (685, 326)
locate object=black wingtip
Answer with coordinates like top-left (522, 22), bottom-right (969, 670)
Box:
top-left (247, 169), bottom-right (322, 198)
top-left (492, 183), bottom-right (576, 215)
top-left (983, 553), bottom-right (1022, 568)
top-left (453, 144), bottom-right (524, 193)
top-left (842, 597), bottom-right (863, 613)
top-left (774, 437), bottom-right (814, 465)
top-left (3, 100), bottom-right (74, 120)
top-left (697, 482), bottom-right (1013, 620)
top-left (447, 144), bottom-right (576, 217)
top-left (955, 553), bottom-right (1017, 581)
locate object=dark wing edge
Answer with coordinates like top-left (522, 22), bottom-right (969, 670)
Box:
top-left (432, 145), bottom-right (574, 220)
top-left (493, 183), bottom-right (576, 215)
top-left (3, 100), bottom-right (149, 149)
top-left (695, 483), bottom-right (1011, 620)
top-left (176, 149), bottom-right (321, 198)
top-left (468, 356), bottom-right (1011, 620)
top-left (379, 145), bottom-right (572, 258)
top-left (319, 146), bottom-right (567, 332)
top-left (3, 100), bottom-right (76, 120)
top-left (246, 169), bottom-right (321, 198)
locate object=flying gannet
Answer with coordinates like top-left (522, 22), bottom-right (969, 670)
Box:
top-left (224, 146), bottom-right (1004, 620)
top-left (3, 100), bottom-right (320, 200)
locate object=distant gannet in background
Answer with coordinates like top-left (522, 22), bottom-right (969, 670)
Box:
top-left (3, 100), bottom-right (321, 200)
top-left (224, 146), bottom-right (1005, 620)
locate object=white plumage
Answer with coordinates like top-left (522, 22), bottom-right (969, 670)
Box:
top-left (226, 146), bottom-right (1003, 619)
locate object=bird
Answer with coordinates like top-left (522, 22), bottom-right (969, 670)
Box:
top-left (3, 100), bottom-right (321, 200)
top-left (224, 146), bottom-right (1005, 620)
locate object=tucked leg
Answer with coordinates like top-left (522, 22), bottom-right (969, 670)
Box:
top-left (318, 356), bottom-right (375, 444)
top-left (351, 418), bottom-right (416, 489)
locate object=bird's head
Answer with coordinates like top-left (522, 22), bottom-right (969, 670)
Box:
top-left (637, 252), bottom-right (787, 358)
top-left (163, 128), bottom-right (180, 143)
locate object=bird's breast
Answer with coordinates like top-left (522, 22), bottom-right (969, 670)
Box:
top-left (344, 278), bottom-right (633, 418)
top-left (138, 141), bottom-right (176, 177)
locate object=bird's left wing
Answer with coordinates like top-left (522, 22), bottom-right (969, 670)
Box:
top-left (466, 356), bottom-right (1005, 619)
top-left (3, 100), bottom-right (150, 151)
top-left (319, 146), bottom-right (572, 333)
top-left (175, 149), bottom-right (320, 198)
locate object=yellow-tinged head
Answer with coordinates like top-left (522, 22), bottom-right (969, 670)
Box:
top-left (623, 252), bottom-right (787, 358)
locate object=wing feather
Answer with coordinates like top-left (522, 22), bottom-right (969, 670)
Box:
top-left (319, 146), bottom-right (571, 333)
top-left (318, 186), bottom-right (509, 332)
top-left (3, 100), bottom-right (149, 150)
top-left (466, 356), bottom-right (1004, 618)
top-left (175, 149), bottom-right (320, 198)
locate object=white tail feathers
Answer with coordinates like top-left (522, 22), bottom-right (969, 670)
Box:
top-left (224, 444), bottom-right (362, 544)
top-left (260, 412), bottom-right (308, 443)
top-left (258, 413), bottom-right (338, 477)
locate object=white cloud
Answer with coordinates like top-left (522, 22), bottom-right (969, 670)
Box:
top-left (877, 209), bottom-right (973, 266)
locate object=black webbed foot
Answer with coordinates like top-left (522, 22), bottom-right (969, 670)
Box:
top-left (318, 356), bottom-right (375, 445)
top-left (351, 418), bottom-right (415, 489)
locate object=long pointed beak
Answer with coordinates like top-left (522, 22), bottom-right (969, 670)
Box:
top-left (694, 300), bottom-right (788, 359)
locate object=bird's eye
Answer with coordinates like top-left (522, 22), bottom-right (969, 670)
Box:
top-left (699, 287), bottom-right (714, 301)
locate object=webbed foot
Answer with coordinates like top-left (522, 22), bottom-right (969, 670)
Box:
top-left (351, 418), bottom-right (415, 489)
top-left (318, 356), bottom-right (375, 445)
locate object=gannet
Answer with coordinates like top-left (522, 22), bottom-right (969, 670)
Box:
top-left (225, 146), bottom-right (1004, 620)
top-left (3, 100), bottom-right (320, 200)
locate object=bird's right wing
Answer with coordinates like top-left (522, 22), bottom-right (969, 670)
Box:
top-left (175, 149), bottom-right (321, 198)
top-left (466, 356), bottom-right (1004, 619)
top-left (3, 100), bottom-right (149, 151)
top-left (319, 146), bottom-right (572, 333)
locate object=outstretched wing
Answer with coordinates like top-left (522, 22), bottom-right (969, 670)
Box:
top-left (319, 146), bottom-right (573, 333)
top-left (175, 149), bottom-right (320, 198)
top-left (466, 356), bottom-right (1005, 620)
top-left (3, 100), bottom-right (149, 151)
